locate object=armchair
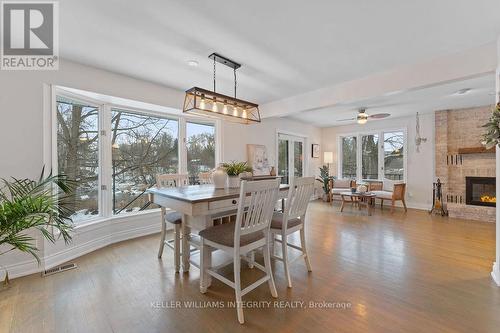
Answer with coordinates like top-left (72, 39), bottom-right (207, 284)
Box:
top-left (369, 179), bottom-right (407, 213)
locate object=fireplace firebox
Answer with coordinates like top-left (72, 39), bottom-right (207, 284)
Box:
top-left (465, 176), bottom-right (496, 207)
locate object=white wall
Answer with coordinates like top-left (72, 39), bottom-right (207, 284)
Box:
top-left (222, 118), bottom-right (322, 178)
top-left (321, 113), bottom-right (435, 210)
top-left (0, 59), bottom-right (321, 279)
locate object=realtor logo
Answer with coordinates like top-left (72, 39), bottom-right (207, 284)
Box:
top-left (1, 1), bottom-right (59, 70)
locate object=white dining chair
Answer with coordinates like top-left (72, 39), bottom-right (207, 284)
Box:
top-left (198, 179), bottom-right (280, 324)
top-left (156, 173), bottom-right (189, 272)
top-left (270, 177), bottom-right (314, 288)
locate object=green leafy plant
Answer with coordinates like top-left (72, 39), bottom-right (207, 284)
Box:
top-left (0, 168), bottom-right (76, 263)
top-left (222, 161), bottom-right (252, 176)
top-left (482, 103), bottom-right (500, 149)
top-left (316, 165), bottom-right (334, 195)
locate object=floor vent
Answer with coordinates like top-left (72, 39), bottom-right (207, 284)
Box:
top-left (42, 263), bottom-right (77, 276)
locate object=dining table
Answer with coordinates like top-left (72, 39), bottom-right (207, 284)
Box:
top-left (147, 183), bottom-right (289, 289)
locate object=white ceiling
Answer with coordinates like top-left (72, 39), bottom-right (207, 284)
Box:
top-left (286, 74), bottom-right (496, 127)
top-left (60, 0), bottom-right (500, 105)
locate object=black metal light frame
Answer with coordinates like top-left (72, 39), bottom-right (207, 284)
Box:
top-left (183, 53), bottom-right (261, 124)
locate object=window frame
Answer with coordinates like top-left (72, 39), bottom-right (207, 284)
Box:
top-left (52, 87), bottom-right (220, 227)
top-left (337, 128), bottom-right (407, 182)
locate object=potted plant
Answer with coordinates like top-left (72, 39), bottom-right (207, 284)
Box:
top-left (316, 165), bottom-right (334, 201)
top-left (0, 168), bottom-right (76, 288)
top-left (482, 103), bottom-right (500, 149)
top-left (222, 161), bottom-right (252, 188)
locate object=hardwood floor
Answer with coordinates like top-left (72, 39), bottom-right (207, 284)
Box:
top-left (1, 201), bottom-right (499, 333)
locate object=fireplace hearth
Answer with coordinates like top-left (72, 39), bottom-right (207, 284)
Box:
top-left (465, 176), bottom-right (496, 207)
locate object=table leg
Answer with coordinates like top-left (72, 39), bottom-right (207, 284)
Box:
top-left (200, 215), bottom-right (212, 289)
top-left (340, 195), bottom-right (345, 212)
top-left (367, 198), bottom-right (372, 216)
top-left (181, 214), bottom-right (191, 272)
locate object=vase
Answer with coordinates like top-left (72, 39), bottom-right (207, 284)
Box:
top-left (212, 166), bottom-right (228, 189)
top-left (270, 166), bottom-right (276, 176)
top-left (228, 176), bottom-right (241, 188)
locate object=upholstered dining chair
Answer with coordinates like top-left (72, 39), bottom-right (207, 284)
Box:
top-left (199, 179), bottom-right (280, 324)
top-left (198, 171), bottom-right (213, 184)
top-left (270, 177), bottom-right (315, 288)
top-left (156, 174), bottom-right (189, 272)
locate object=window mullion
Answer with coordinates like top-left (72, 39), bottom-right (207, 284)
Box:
top-left (179, 117), bottom-right (187, 174)
top-left (379, 131), bottom-right (384, 180)
top-left (357, 134), bottom-right (362, 181)
top-left (100, 104), bottom-right (112, 218)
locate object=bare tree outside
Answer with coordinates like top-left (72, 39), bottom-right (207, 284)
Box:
top-left (56, 98), bottom-right (181, 222)
top-left (384, 131), bottom-right (404, 180)
top-left (57, 98), bottom-right (99, 221)
top-left (342, 136), bottom-right (357, 178)
top-left (186, 122), bottom-right (215, 184)
top-left (110, 109), bottom-right (179, 214)
top-left (362, 134), bottom-right (379, 179)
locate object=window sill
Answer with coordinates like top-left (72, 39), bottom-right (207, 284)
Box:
top-left (72, 208), bottom-right (164, 231)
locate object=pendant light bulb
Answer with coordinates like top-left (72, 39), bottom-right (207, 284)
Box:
top-left (212, 98), bottom-right (218, 112)
top-left (200, 94), bottom-right (205, 109)
top-left (242, 108), bottom-right (247, 119)
top-left (222, 100), bottom-right (228, 114)
top-left (233, 104), bottom-right (238, 117)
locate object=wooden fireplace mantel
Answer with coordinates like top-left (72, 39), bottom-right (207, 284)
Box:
top-left (457, 146), bottom-right (496, 154)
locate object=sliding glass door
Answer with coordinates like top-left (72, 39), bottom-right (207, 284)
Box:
top-left (278, 133), bottom-right (305, 184)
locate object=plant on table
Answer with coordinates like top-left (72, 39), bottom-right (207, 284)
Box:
top-left (222, 161), bottom-right (252, 176)
top-left (0, 168), bottom-right (76, 287)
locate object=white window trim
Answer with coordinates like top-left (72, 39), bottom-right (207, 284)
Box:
top-left (46, 85), bottom-right (220, 229)
top-left (337, 127), bottom-right (407, 182)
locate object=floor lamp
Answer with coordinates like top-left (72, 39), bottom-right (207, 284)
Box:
top-left (323, 151), bottom-right (333, 174)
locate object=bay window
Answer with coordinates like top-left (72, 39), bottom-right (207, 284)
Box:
top-left (339, 130), bottom-right (405, 181)
top-left (54, 91), bottom-right (218, 225)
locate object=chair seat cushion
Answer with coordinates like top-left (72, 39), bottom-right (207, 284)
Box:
top-left (270, 212), bottom-right (303, 229)
top-left (165, 211), bottom-right (182, 224)
top-left (372, 190), bottom-right (393, 199)
top-left (199, 221), bottom-right (265, 247)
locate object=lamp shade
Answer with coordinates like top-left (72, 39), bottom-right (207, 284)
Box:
top-left (323, 151), bottom-right (333, 164)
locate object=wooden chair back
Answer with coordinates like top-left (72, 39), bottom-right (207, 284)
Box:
top-left (285, 177), bottom-right (315, 220)
top-left (156, 174), bottom-right (189, 188)
top-left (234, 179), bottom-right (280, 242)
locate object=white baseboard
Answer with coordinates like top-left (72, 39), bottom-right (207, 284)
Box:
top-left (492, 262), bottom-right (500, 286)
top-left (0, 258), bottom-right (39, 280)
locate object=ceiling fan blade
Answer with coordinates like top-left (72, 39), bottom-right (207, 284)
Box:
top-left (337, 117), bottom-right (357, 121)
top-left (368, 113), bottom-right (390, 119)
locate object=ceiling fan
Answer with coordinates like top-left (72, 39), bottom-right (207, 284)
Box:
top-left (337, 108), bottom-right (390, 124)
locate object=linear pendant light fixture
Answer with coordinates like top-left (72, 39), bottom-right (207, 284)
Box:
top-left (183, 53), bottom-right (261, 124)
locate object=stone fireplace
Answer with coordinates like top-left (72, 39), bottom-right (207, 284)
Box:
top-left (435, 106), bottom-right (496, 222)
top-left (465, 176), bottom-right (496, 207)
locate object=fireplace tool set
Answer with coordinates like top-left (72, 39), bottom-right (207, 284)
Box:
top-left (429, 178), bottom-right (448, 216)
